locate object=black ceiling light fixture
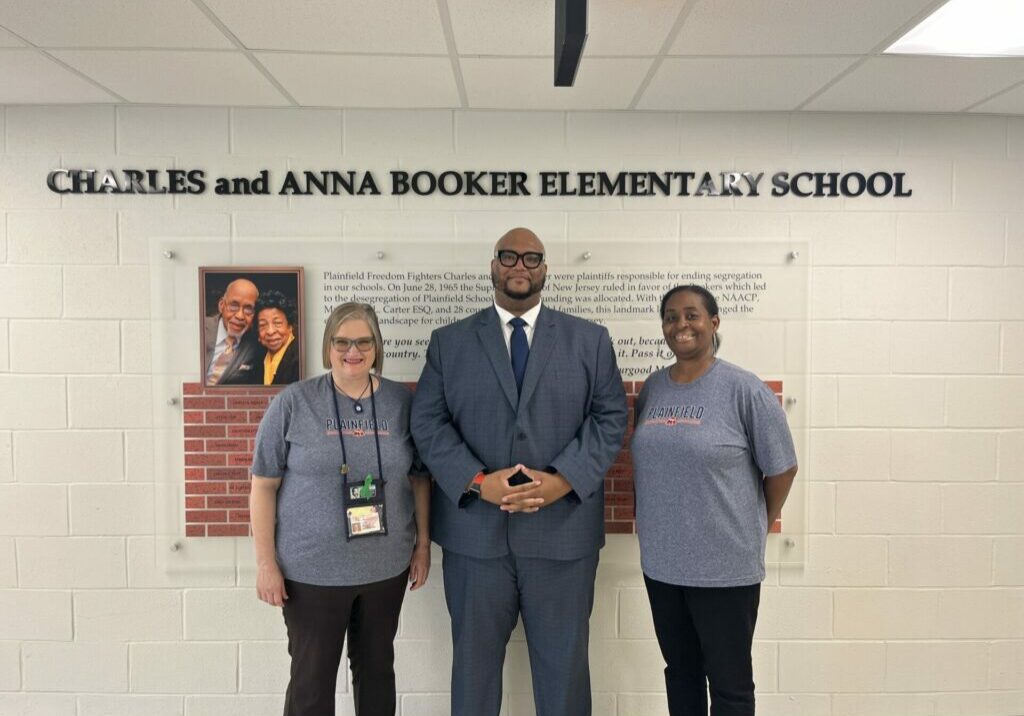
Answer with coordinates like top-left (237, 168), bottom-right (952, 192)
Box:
top-left (554, 0), bottom-right (588, 86)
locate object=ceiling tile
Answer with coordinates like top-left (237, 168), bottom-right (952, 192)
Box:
top-left (0, 50), bottom-right (117, 104)
top-left (51, 50), bottom-right (289, 106)
top-left (462, 57), bottom-right (651, 110)
top-left (672, 0), bottom-right (937, 55)
top-left (806, 57), bottom-right (1024, 113)
top-left (203, 0), bottom-right (447, 54)
top-left (0, 27), bottom-right (26, 47)
top-left (0, 0), bottom-right (232, 48)
top-left (448, 0), bottom-right (548, 56)
top-left (256, 53), bottom-right (459, 108)
top-left (448, 0), bottom-right (681, 56)
top-left (971, 83), bottom-right (1024, 115)
top-left (638, 57), bottom-right (856, 111)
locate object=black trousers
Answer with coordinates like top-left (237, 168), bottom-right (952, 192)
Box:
top-left (281, 571), bottom-right (408, 716)
top-left (644, 575), bottom-right (761, 716)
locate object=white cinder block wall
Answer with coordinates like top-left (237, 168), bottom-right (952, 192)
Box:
top-left (1, 106), bottom-right (1022, 716)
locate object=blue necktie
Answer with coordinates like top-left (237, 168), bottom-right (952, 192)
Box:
top-left (509, 317), bottom-right (529, 394)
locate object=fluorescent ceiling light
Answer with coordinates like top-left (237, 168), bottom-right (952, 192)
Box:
top-left (886, 0), bottom-right (1024, 57)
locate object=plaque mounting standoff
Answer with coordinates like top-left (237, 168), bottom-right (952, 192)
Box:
top-left (554, 0), bottom-right (588, 87)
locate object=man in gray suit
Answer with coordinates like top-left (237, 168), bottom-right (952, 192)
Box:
top-left (203, 277), bottom-right (262, 386)
top-left (411, 228), bottom-right (628, 716)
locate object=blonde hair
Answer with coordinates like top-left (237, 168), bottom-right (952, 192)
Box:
top-left (321, 302), bottom-right (385, 374)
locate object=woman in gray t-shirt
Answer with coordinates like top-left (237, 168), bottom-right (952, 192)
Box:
top-left (250, 302), bottom-right (431, 716)
top-left (631, 285), bottom-right (797, 716)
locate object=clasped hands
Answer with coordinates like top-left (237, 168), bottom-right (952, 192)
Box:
top-left (477, 465), bottom-right (572, 513)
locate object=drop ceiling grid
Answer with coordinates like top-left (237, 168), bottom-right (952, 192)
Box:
top-left (0, 0), bottom-right (1020, 113)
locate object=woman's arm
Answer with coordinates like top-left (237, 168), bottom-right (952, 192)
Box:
top-left (764, 465), bottom-right (798, 529)
top-left (250, 476), bottom-right (288, 606)
top-left (408, 475), bottom-right (432, 590)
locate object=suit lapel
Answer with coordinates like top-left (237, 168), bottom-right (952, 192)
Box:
top-left (518, 306), bottom-right (557, 408)
top-left (476, 308), bottom-right (519, 411)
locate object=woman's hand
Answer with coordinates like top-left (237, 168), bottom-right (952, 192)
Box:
top-left (256, 561), bottom-right (289, 606)
top-left (408, 543), bottom-right (431, 591)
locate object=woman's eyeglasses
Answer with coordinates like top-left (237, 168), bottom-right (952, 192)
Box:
top-left (331, 337), bottom-right (375, 353)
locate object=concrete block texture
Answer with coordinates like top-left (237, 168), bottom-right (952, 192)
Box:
top-left (0, 694), bottom-right (75, 716)
top-left (0, 590), bottom-right (72, 640)
top-left (184, 588), bottom-right (286, 641)
top-left (231, 108), bottom-right (342, 157)
top-left (887, 536), bottom-right (993, 586)
top-left (891, 430), bottom-right (998, 481)
top-left (74, 589), bottom-right (182, 641)
top-left (0, 266), bottom-right (62, 319)
top-left (69, 484), bottom-right (154, 535)
top-left (0, 537), bottom-right (14, 587)
top-left (0, 484), bottom-right (68, 535)
top-left (17, 537), bottom-right (126, 588)
top-left (130, 642), bottom-right (237, 694)
top-left (14, 430), bottom-right (124, 483)
top-left (0, 640), bottom-right (19, 690)
top-left (837, 377), bottom-right (945, 428)
top-left (7, 209), bottom-right (117, 264)
top-left (117, 107), bottom-right (229, 155)
top-left (779, 641), bottom-right (885, 692)
top-left (836, 483), bottom-right (942, 535)
top-left (10, 320), bottom-right (120, 373)
top-left (22, 641), bottom-right (127, 692)
top-left (6, 106), bottom-right (115, 155)
top-left (63, 266), bottom-right (150, 319)
top-left (78, 695), bottom-right (184, 716)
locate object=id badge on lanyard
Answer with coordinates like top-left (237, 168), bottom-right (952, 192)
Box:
top-left (330, 374), bottom-right (389, 541)
top-left (341, 472), bottom-right (387, 539)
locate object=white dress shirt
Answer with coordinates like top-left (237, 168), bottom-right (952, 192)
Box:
top-left (493, 300), bottom-right (541, 357)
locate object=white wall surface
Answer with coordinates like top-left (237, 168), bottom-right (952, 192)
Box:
top-left (0, 106), bottom-right (1022, 716)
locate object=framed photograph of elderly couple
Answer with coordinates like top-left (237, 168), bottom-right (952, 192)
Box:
top-left (199, 267), bottom-right (305, 389)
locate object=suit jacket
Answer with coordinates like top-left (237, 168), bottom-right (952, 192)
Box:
top-left (204, 316), bottom-right (261, 386)
top-left (411, 305), bottom-right (628, 560)
top-left (269, 338), bottom-right (300, 385)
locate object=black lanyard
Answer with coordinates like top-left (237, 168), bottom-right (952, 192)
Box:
top-left (328, 373), bottom-right (385, 487)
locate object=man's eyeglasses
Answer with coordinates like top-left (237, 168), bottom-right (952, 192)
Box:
top-left (225, 302), bottom-right (255, 316)
top-left (331, 337), bottom-right (375, 353)
top-left (495, 250), bottom-right (544, 269)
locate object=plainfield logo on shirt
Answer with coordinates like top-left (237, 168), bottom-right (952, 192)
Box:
top-left (643, 404), bottom-right (705, 427)
top-left (326, 417), bottom-right (391, 438)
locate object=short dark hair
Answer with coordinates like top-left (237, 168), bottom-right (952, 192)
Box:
top-left (254, 289), bottom-right (298, 328)
top-left (659, 284), bottom-right (720, 320)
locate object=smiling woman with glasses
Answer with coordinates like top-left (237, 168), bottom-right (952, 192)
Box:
top-left (250, 301), bottom-right (432, 716)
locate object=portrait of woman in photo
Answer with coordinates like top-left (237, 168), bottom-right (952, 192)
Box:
top-left (250, 302), bottom-right (431, 716)
top-left (631, 285), bottom-right (798, 716)
top-left (255, 289), bottom-right (300, 386)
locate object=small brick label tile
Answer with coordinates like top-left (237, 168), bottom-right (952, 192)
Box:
top-left (208, 496), bottom-right (248, 509)
top-left (206, 467), bottom-right (249, 481)
top-left (185, 425), bottom-right (226, 438)
top-left (207, 439), bottom-right (248, 452)
top-left (227, 396), bottom-right (269, 410)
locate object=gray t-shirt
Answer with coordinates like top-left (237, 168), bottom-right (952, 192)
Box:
top-left (631, 360), bottom-right (797, 587)
top-left (252, 373), bottom-right (425, 586)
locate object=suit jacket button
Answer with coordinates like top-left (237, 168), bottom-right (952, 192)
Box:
top-left (517, 431), bottom-right (527, 440)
